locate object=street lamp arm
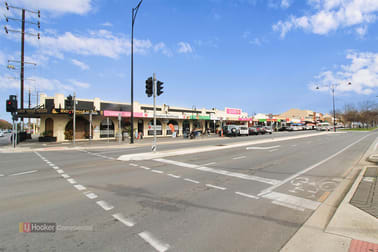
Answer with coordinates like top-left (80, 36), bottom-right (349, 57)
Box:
top-left (132, 0), bottom-right (143, 24)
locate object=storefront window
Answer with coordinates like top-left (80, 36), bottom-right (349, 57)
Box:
top-left (148, 120), bottom-right (162, 135)
top-left (100, 118), bottom-right (114, 138)
top-left (166, 120), bottom-right (179, 135)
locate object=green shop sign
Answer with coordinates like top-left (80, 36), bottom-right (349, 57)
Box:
top-left (190, 115), bottom-right (210, 120)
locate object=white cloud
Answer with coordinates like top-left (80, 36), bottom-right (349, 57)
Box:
top-left (71, 59), bottom-right (89, 70)
top-left (177, 42), bottom-right (193, 54)
top-left (154, 42), bottom-right (173, 57)
top-left (281, 0), bottom-right (290, 8)
top-left (273, 0), bottom-right (378, 37)
top-left (24, 29), bottom-right (152, 59)
top-left (355, 25), bottom-right (368, 37)
top-left (11, 0), bottom-right (92, 15)
top-left (70, 79), bottom-right (90, 88)
top-left (310, 51), bottom-right (378, 95)
top-left (101, 22), bottom-right (113, 27)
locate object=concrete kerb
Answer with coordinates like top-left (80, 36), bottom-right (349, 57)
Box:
top-left (281, 133), bottom-right (378, 252)
top-left (118, 132), bottom-right (333, 161)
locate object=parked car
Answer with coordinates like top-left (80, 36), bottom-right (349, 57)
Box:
top-left (248, 127), bottom-right (259, 135)
top-left (264, 126), bottom-right (273, 134)
top-left (0, 131), bottom-right (4, 137)
top-left (238, 126), bottom-right (249, 136)
top-left (220, 125), bottom-right (238, 137)
top-left (256, 125), bottom-right (267, 134)
top-left (317, 122), bottom-right (331, 131)
top-left (278, 126), bottom-right (288, 131)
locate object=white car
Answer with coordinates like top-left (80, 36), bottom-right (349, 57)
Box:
top-left (0, 131), bottom-right (4, 137)
top-left (238, 126), bottom-right (249, 136)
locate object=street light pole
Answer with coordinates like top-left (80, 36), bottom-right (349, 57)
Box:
top-left (130, 0), bottom-right (143, 144)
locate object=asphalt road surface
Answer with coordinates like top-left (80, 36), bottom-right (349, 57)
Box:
top-left (0, 131), bottom-right (375, 252)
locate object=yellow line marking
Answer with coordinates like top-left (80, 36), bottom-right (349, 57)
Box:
top-left (318, 191), bottom-right (330, 202)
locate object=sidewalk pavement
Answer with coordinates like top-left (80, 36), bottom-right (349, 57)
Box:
top-left (281, 136), bottom-right (378, 252)
top-left (0, 133), bottom-right (223, 153)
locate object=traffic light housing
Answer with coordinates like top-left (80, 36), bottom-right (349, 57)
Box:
top-left (68, 110), bottom-right (73, 117)
top-left (6, 95), bottom-right (17, 113)
top-left (145, 77), bottom-right (153, 97)
top-left (65, 95), bottom-right (73, 109)
top-left (157, 81), bottom-right (164, 96)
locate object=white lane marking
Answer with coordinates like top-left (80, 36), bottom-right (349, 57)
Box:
top-left (138, 231), bottom-right (170, 252)
top-left (184, 178), bottom-right (200, 184)
top-left (52, 166), bottom-right (59, 170)
top-left (48, 163), bottom-right (55, 167)
top-left (151, 169), bottom-right (164, 174)
top-left (74, 184), bottom-right (87, 191)
top-left (263, 192), bottom-right (320, 210)
top-left (272, 200), bottom-right (305, 211)
top-left (206, 184), bottom-right (226, 190)
top-left (232, 156), bottom-right (246, 160)
top-left (246, 145), bottom-right (280, 150)
top-left (140, 166), bottom-right (151, 170)
top-left (259, 134), bottom-right (372, 196)
top-left (269, 149), bottom-right (279, 152)
top-left (203, 162), bottom-right (216, 166)
top-left (0, 174), bottom-right (4, 177)
top-left (168, 174), bottom-right (181, 178)
top-left (235, 192), bottom-right (259, 199)
top-left (67, 178), bottom-right (77, 184)
top-left (84, 192), bottom-right (98, 199)
top-left (118, 132), bottom-right (331, 161)
top-left (112, 213), bottom-right (135, 227)
top-left (61, 174), bottom-right (70, 178)
top-left (9, 170), bottom-right (38, 176)
top-left (96, 200), bottom-right (114, 211)
top-left (154, 159), bottom-right (280, 185)
top-left (56, 169), bottom-right (64, 174)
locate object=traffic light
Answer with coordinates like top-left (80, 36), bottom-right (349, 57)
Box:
top-left (68, 110), bottom-right (73, 117)
top-left (145, 77), bottom-right (153, 97)
top-left (65, 95), bottom-right (73, 109)
top-left (6, 95), bottom-right (17, 113)
top-left (157, 81), bottom-right (164, 96)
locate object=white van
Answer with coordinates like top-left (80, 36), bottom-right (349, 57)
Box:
top-left (238, 126), bottom-right (249, 136)
top-left (317, 122), bottom-right (331, 131)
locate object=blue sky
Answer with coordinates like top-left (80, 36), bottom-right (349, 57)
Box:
top-left (1, 0), bottom-right (377, 121)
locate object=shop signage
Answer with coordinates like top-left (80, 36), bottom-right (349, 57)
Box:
top-left (17, 108), bottom-right (48, 115)
top-left (238, 117), bottom-right (252, 121)
top-left (53, 109), bottom-right (99, 115)
top-left (103, 110), bottom-right (146, 118)
top-left (189, 115), bottom-right (210, 120)
top-left (226, 108), bottom-right (241, 115)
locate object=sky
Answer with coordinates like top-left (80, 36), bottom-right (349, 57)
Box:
top-left (0, 0), bottom-right (377, 121)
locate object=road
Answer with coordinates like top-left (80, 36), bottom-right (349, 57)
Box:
top-left (0, 131), bottom-right (375, 252)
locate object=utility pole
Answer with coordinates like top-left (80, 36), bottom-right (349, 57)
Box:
top-left (130, 0), bottom-right (143, 144)
top-left (152, 73), bottom-right (157, 152)
top-left (89, 110), bottom-right (92, 142)
top-left (4, 2), bottom-right (40, 131)
top-left (73, 92), bottom-right (76, 145)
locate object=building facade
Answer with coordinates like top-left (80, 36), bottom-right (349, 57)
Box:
top-left (17, 94), bottom-right (250, 142)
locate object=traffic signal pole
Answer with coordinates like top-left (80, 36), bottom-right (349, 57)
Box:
top-left (73, 92), bottom-right (76, 145)
top-left (152, 73), bottom-right (157, 152)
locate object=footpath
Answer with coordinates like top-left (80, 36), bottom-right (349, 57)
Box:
top-left (281, 135), bottom-right (378, 252)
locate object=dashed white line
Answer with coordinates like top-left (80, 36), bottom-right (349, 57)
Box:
top-left (96, 200), bottom-right (114, 211)
top-left (56, 169), bottom-right (64, 174)
top-left (269, 149), bottom-right (279, 152)
top-left (140, 166), bottom-right (151, 170)
top-left (235, 192), bottom-right (259, 199)
top-left (74, 184), bottom-right (87, 191)
top-left (138, 231), bottom-right (170, 252)
top-left (84, 191), bottom-right (98, 199)
top-left (206, 184), bottom-right (226, 190)
top-left (151, 170), bottom-right (164, 174)
top-left (52, 166), bottom-right (59, 170)
top-left (246, 145), bottom-right (280, 150)
top-left (232, 156), bottom-right (246, 160)
top-left (112, 213), bottom-right (135, 227)
top-left (9, 170), bottom-right (38, 176)
top-left (61, 174), bottom-right (70, 179)
top-left (67, 178), bottom-right (77, 184)
top-left (184, 178), bottom-right (200, 184)
top-left (203, 162), bottom-right (216, 166)
top-left (0, 174), bottom-right (4, 177)
top-left (168, 174), bottom-right (181, 178)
